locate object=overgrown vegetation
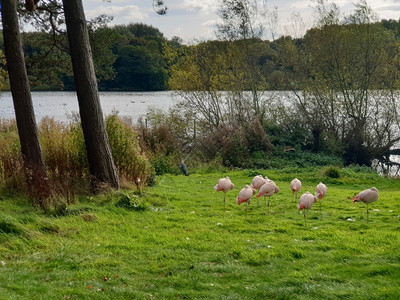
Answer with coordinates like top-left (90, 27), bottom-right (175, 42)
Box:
top-left (0, 168), bottom-right (399, 298)
top-left (0, 115), bottom-right (153, 208)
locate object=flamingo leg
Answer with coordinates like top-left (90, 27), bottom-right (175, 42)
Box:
top-left (224, 194), bottom-right (226, 208)
top-left (264, 195), bottom-right (266, 206)
top-left (304, 210), bottom-right (307, 225)
top-left (319, 199), bottom-right (322, 210)
top-left (367, 203), bottom-right (369, 223)
top-left (268, 198), bottom-right (270, 215)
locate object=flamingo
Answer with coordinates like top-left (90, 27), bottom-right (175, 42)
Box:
top-left (352, 187), bottom-right (379, 223)
top-left (214, 177), bottom-right (235, 208)
top-left (315, 182), bottom-right (327, 209)
top-left (298, 191), bottom-right (317, 225)
top-left (250, 175), bottom-right (267, 206)
top-left (257, 181), bottom-right (279, 214)
top-left (250, 175), bottom-right (267, 189)
top-left (290, 178), bottom-right (302, 202)
top-left (237, 185), bottom-right (256, 214)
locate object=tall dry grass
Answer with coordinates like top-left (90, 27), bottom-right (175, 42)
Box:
top-left (0, 119), bottom-right (25, 192)
top-left (0, 115), bottom-right (153, 205)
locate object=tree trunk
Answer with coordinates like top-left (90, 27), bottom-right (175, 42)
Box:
top-left (1, 0), bottom-right (50, 206)
top-left (62, 0), bottom-right (120, 190)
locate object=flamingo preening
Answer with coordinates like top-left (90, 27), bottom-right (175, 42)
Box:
top-left (352, 187), bottom-right (379, 223)
top-left (214, 177), bottom-right (235, 208)
top-left (250, 175), bottom-right (267, 206)
top-left (250, 175), bottom-right (267, 190)
top-left (257, 181), bottom-right (279, 214)
top-left (290, 178), bottom-right (302, 202)
top-left (298, 191), bottom-right (317, 225)
top-left (315, 182), bottom-right (327, 209)
top-left (237, 185), bottom-right (256, 215)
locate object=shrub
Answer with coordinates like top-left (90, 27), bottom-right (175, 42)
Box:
top-left (115, 192), bottom-right (149, 211)
top-left (137, 106), bottom-right (194, 157)
top-left (199, 123), bottom-right (249, 167)
top-left (106, 114), bottom-right (153, 188)
top-left (322, 166), bottom-right (341, 178)
top-left (151, 155), bottom-right (173, 175)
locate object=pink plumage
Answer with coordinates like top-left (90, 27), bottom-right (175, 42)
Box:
top-left (237, 185), bottom-right (256, 205)
top-left (256, 181), bottom-right (279, 198)
top-left (352, 187), bottom-right (379, 223)
top-left (298, 191), bottom-right (317, 211)
top-left (214, 176), bottom-right (235, 207)
top-left (315, 182), bottom-right (327, 200)
top-left (250, 175), bottom-right (267, 189)
top-left (214, 177), bottom-right (234, 193)
top-left (290, 178), bottom-right (301, 195)
top-left (352, 187), bottom-right (379, 204)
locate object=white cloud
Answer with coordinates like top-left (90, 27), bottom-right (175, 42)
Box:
top-left (182, 0), bottom-right (218, 13)
top-left (85, 5), bottom-right (149, 23)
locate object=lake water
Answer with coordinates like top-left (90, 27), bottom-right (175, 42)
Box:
top-left (0, 91), bottom-right (175, 123)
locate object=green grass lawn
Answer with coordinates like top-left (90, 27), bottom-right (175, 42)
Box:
top-left (0, 167), bottom-right (399, 299)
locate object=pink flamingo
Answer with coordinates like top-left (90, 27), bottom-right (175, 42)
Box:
top-left (251, 175), bottom-right (267, 189)
top-left (290, 178), bottom-right (302, 202)
top-left (352, 187), bottom-right (379, 223)
top-left (250, 175), bottom-right (267, 206)
top-left (214, 176), bottom-right (235, 208)
top-left (298, 191), bottom-right (317, 225)
top-left (315, 182), bottom-right (327, 209)
top-left (257, 181), bottom-right (279, 214)
top-left (237, 185), bottom-right (256, 214)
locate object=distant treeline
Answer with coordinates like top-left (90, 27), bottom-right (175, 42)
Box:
top-left (1, 19), bottom-right (400, 91)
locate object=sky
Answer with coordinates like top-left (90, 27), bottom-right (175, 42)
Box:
top-left (83, 0), bottom-right (400, 43)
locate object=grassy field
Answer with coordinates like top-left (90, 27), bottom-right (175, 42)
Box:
top-left (0, 167), bottom-right (399, 299)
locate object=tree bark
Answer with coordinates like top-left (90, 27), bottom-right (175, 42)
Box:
top-left (1, 0), bottom-right (50, 205)
top-left (62, 0), bottom-right (120, 190)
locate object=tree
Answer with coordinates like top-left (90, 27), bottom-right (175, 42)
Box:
top-left (22, 31), bottom-right (71, 90)
top-left (217, 0), bottom-right (265, 40)
top-left (279, 0), bottom-right (400, 166)
top-left (107, 23), bottom-right (168, 91)
top-left (1, 0), bottom-right (51, 206)
top-left (113, 45), bottom-right (167, 90)
top-left (216, 0), bottom-right (272, 121)
top-left (62, 0), bottom-right (119, 190)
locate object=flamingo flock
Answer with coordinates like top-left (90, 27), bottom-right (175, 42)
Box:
top-left (213, 175), bottom-right (379, 224)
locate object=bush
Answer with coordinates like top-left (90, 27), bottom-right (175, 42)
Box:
top-left (250, 149), bottom-right (344, 169)
top-left (137, 106), bottom-right (194, 157)
top-left (106, 114), bottom-right (153, 188)
top-left (151, 155), bottom-right (173, 175)
top-left (322, 166), bottom-right (341, 178)
top-left (200, 123), bottom-right (249, 167)
top-left (115, 192), bottom-right (149, 211)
